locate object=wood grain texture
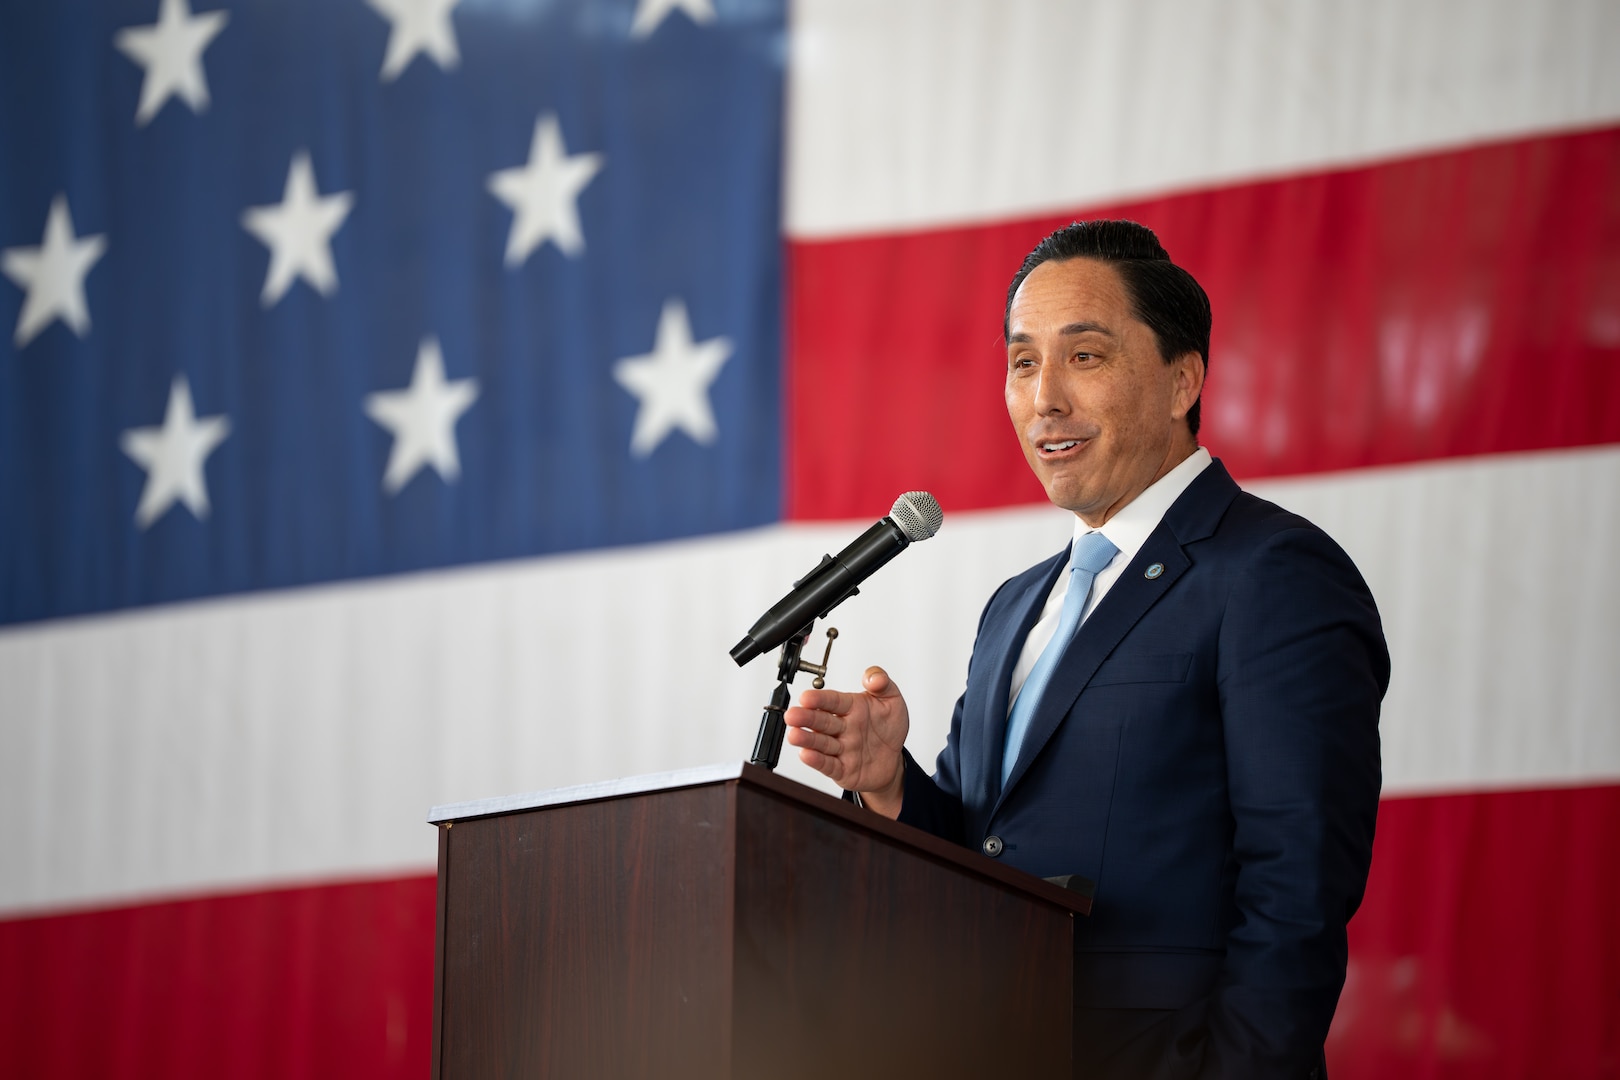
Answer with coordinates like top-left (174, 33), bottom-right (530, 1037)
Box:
top-left (735, 762), bottom-right (1092, 915)
top-left (732, 783), bottom-right (1072, 1078)
top-left (430, 824), bottom-right (450, 1080)
top-left (432, 768), bottom-right (1075, 1078)
top-left (435, 785), bottom-right (735, 1080)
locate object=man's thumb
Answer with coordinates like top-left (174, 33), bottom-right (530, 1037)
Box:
top-left (863, 666), bottom-right (896, 698)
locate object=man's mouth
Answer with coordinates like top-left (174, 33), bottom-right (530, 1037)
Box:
top-left (1036, 438), bottom-right (1087, 456)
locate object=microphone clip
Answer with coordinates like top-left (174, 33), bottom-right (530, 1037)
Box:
top-left (780, 625), bottom-right (838, 689)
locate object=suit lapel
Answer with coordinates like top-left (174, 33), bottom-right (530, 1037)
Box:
top-left (968, 549), bottom-right (1066, 815)
top-left (993, 461), bottom-right (1241, 808)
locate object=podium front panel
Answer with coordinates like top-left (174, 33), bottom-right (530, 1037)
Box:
top-left (731, 783), bottom-right (1072, 1078)
top-left (435, 783), bottom-right (736, 1079)
top-left (430, 766), bottom-right (1077, 1079)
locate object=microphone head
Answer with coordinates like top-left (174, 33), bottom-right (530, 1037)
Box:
top-left (889, 491), bottom-right (943, 542)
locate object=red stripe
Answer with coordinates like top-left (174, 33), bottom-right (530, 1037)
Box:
top-left (784, 125), bottom-right (1620, 520)
top-left (0, 876), bottom-right (436, 1080)
top-left (3, 785), bottom-right (1614, 1077)
top-left (1331, 784), bottom-right (1620, 1078)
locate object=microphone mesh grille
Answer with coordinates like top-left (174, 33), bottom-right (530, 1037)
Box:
top-left (889, 491), bottom-right (943, 542)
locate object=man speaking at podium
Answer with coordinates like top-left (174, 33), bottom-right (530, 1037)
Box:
top-left (784, 220), bottom-right (1388, 1079)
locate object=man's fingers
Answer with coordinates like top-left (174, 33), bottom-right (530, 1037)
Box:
top-left (785, 723), bottom-right (842, 758)
top-left (784, 703), bottom-right (846, 736)
top-left (795, 745), bottom-right (843, 782)
top-left (796, 686), bottom-right (856, 715)
top-left (797, 669), bottom-right (899, 718)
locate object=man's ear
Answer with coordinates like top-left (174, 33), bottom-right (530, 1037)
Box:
top-left (1170, 351), bottom-right (1206, 423)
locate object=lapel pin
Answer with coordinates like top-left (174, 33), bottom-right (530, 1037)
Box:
top-left (1144, 563), bottom-right (1165, 579)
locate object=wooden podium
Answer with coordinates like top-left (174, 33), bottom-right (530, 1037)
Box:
top-left (428, 762), bottom-right (1090, 1079)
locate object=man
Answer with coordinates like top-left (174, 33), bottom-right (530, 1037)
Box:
top-left (784, 220), bottom-right (1388, 1079)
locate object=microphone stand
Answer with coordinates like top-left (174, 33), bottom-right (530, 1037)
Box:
top-left (748, 624), bottom-right (838, 770)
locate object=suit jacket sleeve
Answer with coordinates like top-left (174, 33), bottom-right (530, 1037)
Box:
top-left (894, 738), bottom-right (965, 843)
top-left (1196, 524), bottom-right (1387, 1077)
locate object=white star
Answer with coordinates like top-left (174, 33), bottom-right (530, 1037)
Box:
top-left (364, 337), bottom-right (480, 494)
top-left (630, 0), bottom-right (716, 38)
top-left (486, 113), bottom-right (603, 265)
top-left (613, 299), bottom-right (732, 457)
top-left (120, 375), bottom-right (231, 529)
top-left (1, 195), bottom-right (108, 349)
top-left (241, 151), bottom-right (355, 307)
top-left (113, 0), bottom-right (230, 127)
top-left (365, 0), bottom-right (462, 82)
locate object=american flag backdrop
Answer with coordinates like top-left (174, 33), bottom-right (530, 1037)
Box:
top-left (2, 1), bottom-right (1618, 1077)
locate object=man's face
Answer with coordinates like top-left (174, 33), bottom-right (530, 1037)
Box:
top-left (1005, 257), bottom-right (1203, 526)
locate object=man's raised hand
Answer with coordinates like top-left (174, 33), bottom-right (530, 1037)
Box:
top-left (784, 666), bottom-right (910, 818)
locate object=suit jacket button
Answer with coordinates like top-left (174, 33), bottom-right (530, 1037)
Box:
top-left (982, 835), bottom-right (1004, 857)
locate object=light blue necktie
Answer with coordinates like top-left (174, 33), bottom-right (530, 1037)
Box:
top-left (1001, 531), bottom-right (1119, 789)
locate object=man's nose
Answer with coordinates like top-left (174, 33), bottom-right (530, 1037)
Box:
top-left (1033, 360), bottom-right (1071, 415)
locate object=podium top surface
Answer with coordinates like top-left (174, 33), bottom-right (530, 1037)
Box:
top-left (428, 761), bottom-right (753, 825)
top-left (429, 761), bottom-right (1091, 916)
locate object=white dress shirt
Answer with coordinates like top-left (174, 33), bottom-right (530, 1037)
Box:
top-left (1005, 447), bottom-right (1212, 713)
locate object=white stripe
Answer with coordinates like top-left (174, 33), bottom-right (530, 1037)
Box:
top-left (0, 511), bottom-right (1072, 916)
top-left (3, 448), bottom-right (1617, 914)
top-left (785, 0), bottom-right (1620, 237)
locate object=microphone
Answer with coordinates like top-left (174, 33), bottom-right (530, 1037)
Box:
top-left (730, 491), bottom-right (943, 666)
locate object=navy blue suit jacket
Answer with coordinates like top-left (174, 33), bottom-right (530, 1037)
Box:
top-left (897, 459), bottom-right (1387, 1078)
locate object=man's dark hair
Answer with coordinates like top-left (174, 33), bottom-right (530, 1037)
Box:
top-left (1004, 219), bottom-right (1211, 436)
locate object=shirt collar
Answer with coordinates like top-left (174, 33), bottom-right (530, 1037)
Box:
top-left (1073, 446), bottom-right (1212, 563)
